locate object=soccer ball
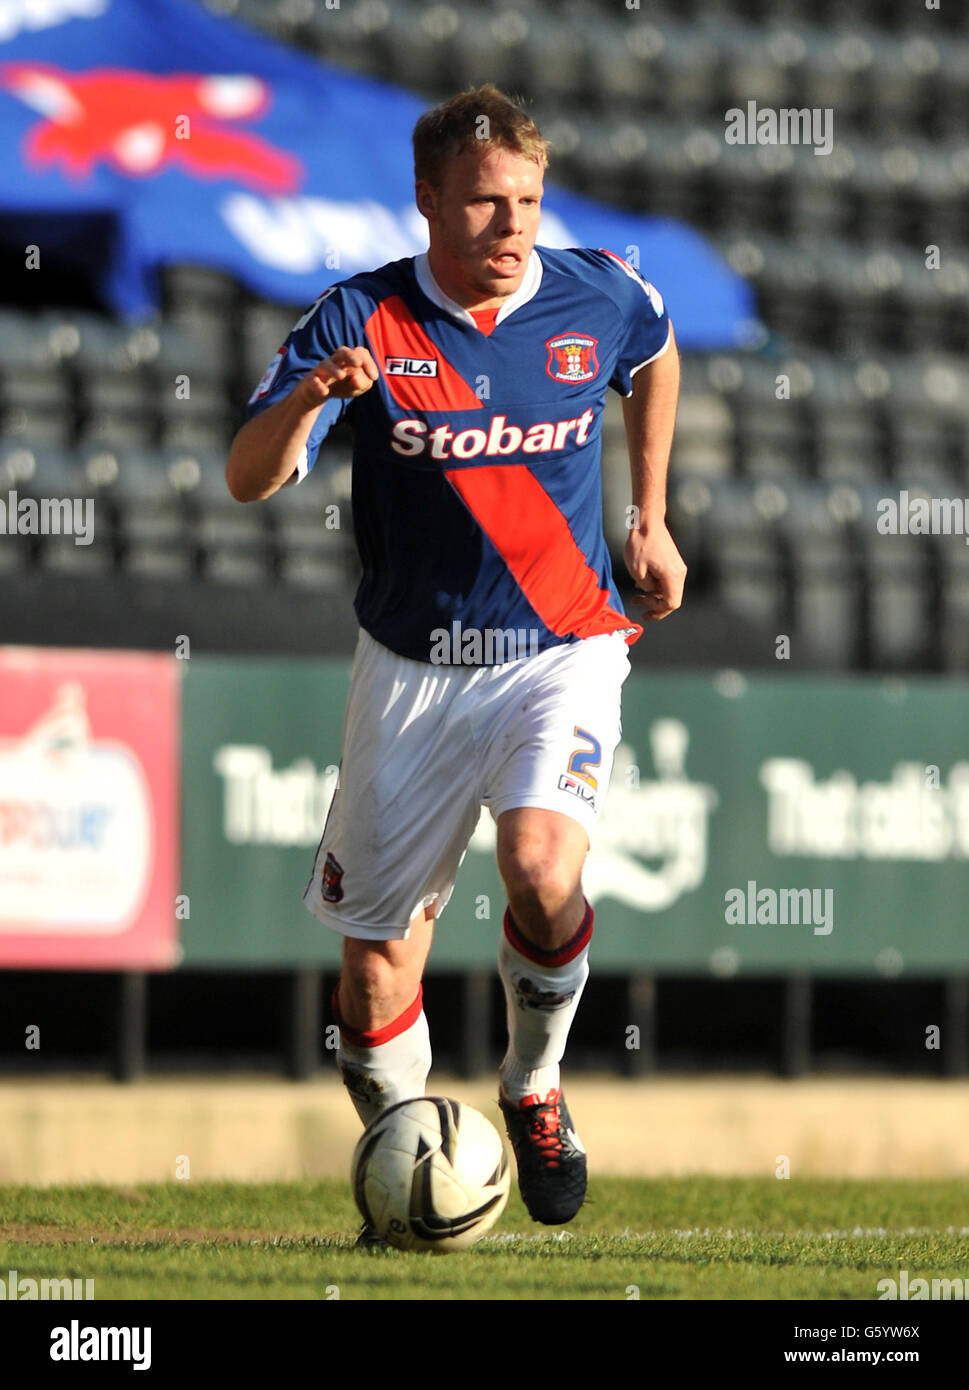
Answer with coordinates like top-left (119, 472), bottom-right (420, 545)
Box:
top-left (351, 1096), bottom-right (511, 1252)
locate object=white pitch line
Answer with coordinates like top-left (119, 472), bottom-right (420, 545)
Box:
top-left (484, 1226), bottom-right (969, 1243)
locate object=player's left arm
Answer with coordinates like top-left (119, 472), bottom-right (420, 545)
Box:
top-left (621, 321), bottom-right (686, 621)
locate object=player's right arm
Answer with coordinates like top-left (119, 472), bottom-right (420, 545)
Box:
top-left (226, 346), bottom-right (378, 502)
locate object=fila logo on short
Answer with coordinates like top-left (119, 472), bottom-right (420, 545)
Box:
top-left (546, 334), bottom-right (600, 384)
top-left (558, 773), bottom-right (598, 809)
top-left (385, 357), bottom-right (439, 377)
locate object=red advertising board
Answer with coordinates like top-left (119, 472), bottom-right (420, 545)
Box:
top-left (0, 648), bottom-right (179, 968)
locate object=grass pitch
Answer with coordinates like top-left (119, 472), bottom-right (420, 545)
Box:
top-left (0, 1178), bottom-right (965, 1300)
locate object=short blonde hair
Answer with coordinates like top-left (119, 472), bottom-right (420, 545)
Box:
top-left (413, 84), bottom-right (549, 188)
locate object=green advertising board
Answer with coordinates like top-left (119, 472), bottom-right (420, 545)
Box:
top-left (179, 655), bottom-right (350, 969)
top-left (180, 658), bottom-right (969, 975)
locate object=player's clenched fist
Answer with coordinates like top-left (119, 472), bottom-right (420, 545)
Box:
top-left (624, 522), bottom-right (688, 621)
top-left (300, 346), bottom-right (379, 406)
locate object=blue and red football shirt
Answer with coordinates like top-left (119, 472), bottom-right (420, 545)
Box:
top-left (246, 246), bottom-right (671, 664)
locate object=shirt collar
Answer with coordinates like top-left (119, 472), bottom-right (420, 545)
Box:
top-left (415, 249), bottom-right (543, 327)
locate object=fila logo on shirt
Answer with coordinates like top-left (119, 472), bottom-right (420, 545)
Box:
top-left (391, 409), bottom-right (595, 461)
top-left (385, 356), bottom-right (439, 377)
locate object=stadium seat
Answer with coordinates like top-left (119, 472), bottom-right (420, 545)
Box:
top-left (779, 484), bottom-right (867, 666)
top-left (37, 527), bottom-right (114, 576)
top-left (799, 28), bottom-right (878, 128)
top-left (890, 416), bottom-right (958, 488)
top-left (669, 394), bottom-right (734, 480)
top-left (862, 532), bottom-right (934, 669)
top-left (155, 320), bottom-right (220, 380)
top-left (1, 442), bottom-right (85, 498)
top-left (0, 369), bottom-right (74, 447)
top-left (242, 301), bottom-right (302, 385)
top-left (158, 386), bottom-right (234, 452)
top-left (0, 308), bottom-right (62, 369)
top-left (446, 9), bottom-right (529, 91)
top-left (709, 530), bottom-right (788, 629)
top-left (811, 402), bottom-right (885, 482)
top-left (162, 302), bottom-right (234, 374)
top-left (0, 531), bottom-right (30, 574)
top-left (121, 544), bottom-right (196, 582)
top-left (937, 536), bottom-right (969, 672)
top-left (520, 22), bottom-right (590, 103)
top-left (202, 546), bottom-right (275, 587)
top-left (584, 18), bottom-right (657, 110)
top-left (865, 32), bottom-right (943, 139)
top-left (733, 397), bottom-right (812, 480)
top-left (305, 0), bottom-right (387, 67)
top-left (105, 448), bottom-right (193, 563)
top-left (79, 375), bottom-right (160, 449)
top-left (195, 508), bottom-right (267, 552)
top-left (373, 0), bottom-right (467, 91)
top-left (278, 547), bottom-right (355, 591)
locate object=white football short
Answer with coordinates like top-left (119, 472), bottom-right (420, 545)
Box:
top-left (303, 627), bottom-right (630, 941)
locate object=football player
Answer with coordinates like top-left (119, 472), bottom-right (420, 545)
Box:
top-left (227, 84), bottom-right (684, 1232)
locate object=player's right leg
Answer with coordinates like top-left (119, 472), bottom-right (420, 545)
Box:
top-left (301, 630), bottom-right (482, 1122)
top-left (333, 907), bottom-right (435, 1127)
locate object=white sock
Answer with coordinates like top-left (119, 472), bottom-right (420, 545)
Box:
top-left (333, 985), bottom-right (431, 1127)
top-left (498, 903), bottom-right (593, 1103)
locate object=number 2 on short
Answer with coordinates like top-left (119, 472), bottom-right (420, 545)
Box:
top-left (567, 727), bottom-right (601, 790)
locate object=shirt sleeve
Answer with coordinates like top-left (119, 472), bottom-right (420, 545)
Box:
top-left (593, 249), bottom-right (672, 397)
top-left (244, 285), bottom-right (354, 483)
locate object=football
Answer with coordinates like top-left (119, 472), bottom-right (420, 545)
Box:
top-left (351, 1096), bottom-right (511, 1252)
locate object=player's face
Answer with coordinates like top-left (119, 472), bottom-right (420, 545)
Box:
top-left (417, 146), bottom-right (544, 310)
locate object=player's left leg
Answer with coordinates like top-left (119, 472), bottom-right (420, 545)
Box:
top-left (496, 806), bottom-right (590, 1093)
top-left (482, 631), bottom-right (630, 1223)
top-left (495, 806), bottom-right (594, 1224)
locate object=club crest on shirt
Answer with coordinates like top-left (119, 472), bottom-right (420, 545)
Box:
top-left (321, 851), bottom-right (345, 903)
top-left (545, 334), bottom-right (600, 384)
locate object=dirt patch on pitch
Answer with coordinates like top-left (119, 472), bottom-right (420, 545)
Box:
top-left (0, 1226), bottom-right (338, 1246)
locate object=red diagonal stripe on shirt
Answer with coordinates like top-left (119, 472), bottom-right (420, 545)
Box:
top-left (365, 296), bottom-right (482, 411)
top-left (445, 464), bottom-right (643, 643)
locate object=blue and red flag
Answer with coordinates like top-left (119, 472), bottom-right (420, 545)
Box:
top-left (0, 0), bottom-right (753, 345)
